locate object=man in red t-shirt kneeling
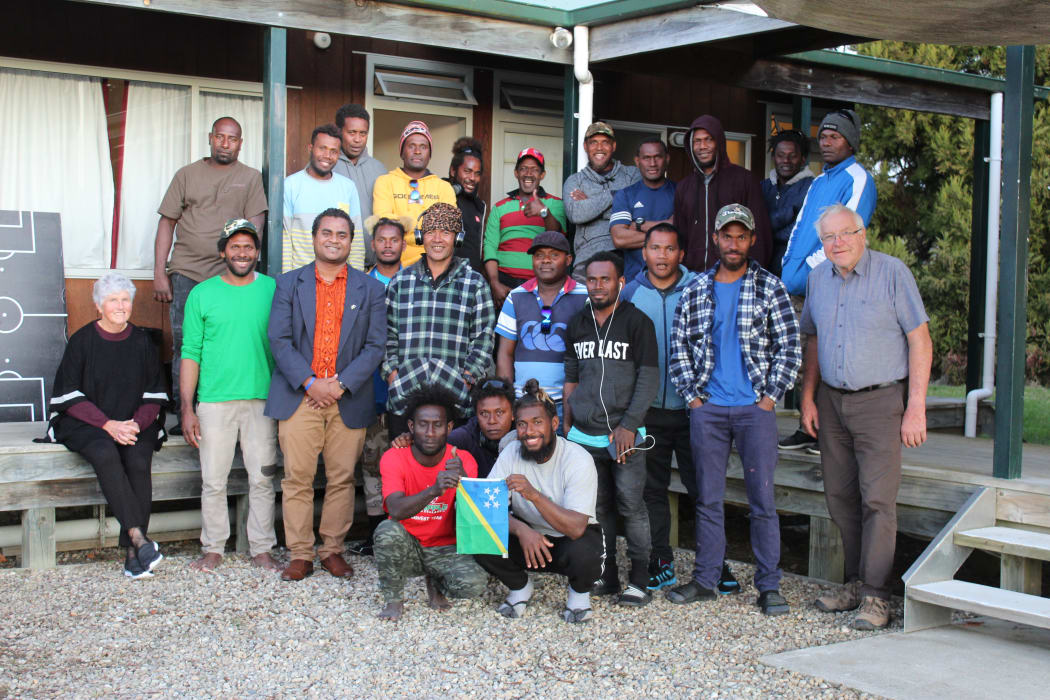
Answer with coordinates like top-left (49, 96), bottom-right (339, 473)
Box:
top-left (376, 385), bottom-right (489, 620)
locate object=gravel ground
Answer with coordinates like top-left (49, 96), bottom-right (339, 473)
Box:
top-left (1, 544), bottom-right (896, 699)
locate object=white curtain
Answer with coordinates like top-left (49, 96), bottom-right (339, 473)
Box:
top-left (0, 67), bottom-right (114, 269)
top-left (116, 81), bottom-right (191, 270)
top-left (198, 92), bottom-right (264, 170)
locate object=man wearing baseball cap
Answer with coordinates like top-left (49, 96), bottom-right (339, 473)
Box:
top-left (777, 108), bottom-right (877, 454)
top-left (564, 122), bottom-right (640, 282)
top-left (180, 219), bottom-right (280, 572)
top-left (372, 119), bottom-right (457, 266)
top-left (667, 204), bottom-right (800, 615)
top-left (484, 147), bottom-right (567, 308)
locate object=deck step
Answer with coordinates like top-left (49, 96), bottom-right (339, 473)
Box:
top-left (909, 580), bottom-right (1050, 630)
top-left (955, 526), bottom-right (1050, 562)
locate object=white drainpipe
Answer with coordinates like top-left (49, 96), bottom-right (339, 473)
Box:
top-left (965, 91), bottom-right (1003, 437)
top-left (573, 25), bottom-right (593, 171)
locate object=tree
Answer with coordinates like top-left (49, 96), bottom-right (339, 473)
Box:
top-left (854, 42), bottom-right (1050, 383)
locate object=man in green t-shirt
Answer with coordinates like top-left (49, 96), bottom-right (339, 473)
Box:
top-left (180, 219), bottom-right (279, 572)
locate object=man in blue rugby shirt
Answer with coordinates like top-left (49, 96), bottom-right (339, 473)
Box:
top-left (666, 204), bottom-right (801, 616)
top-left (610, 138), bottom-right (676, 282)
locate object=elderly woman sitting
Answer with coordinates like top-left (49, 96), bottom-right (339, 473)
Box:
top-left (48, 272), bottom-right (169, 579)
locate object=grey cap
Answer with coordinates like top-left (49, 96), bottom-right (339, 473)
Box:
top-left (714, 203), bottom-right (755, 231)
top-left (527, 230), bottom-right (571, 255)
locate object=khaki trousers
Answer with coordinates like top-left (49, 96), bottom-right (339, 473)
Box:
top-left (197, 400), bottom-right (277, 557)
top-left (817, 382), bottom-right (906, 600)
top-left (278, 397), bottom-right (366, 560)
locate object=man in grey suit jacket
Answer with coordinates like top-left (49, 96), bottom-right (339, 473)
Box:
top-left (266, 208), bottom-right (386, 582)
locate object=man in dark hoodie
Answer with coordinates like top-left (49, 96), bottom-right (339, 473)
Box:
top-left (445, 137), bottom-right (486, 276)
top-left (673, 115), bottom-right (772, 272)
top-left (563, 251), bottom-right (659, 608)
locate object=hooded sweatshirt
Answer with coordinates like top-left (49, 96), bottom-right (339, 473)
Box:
top-left (564, 300), bottom-right (659, 436)
top-left (673, 116), bottom-right (772, 272)
top-left (372, 167), bottom-right (457, 266)
top-left (762, 166), bottom-right (814, 275)
top-left (563, 160), bottom-right (640, 279)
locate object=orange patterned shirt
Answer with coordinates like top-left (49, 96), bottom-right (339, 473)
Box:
top-left (311, 265), bottom-right (347, 378)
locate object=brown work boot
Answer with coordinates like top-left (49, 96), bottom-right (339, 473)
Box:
top-left (852, 596), bottom-right (891, 630)
top-left (814, 579), bottom-right (862, 612)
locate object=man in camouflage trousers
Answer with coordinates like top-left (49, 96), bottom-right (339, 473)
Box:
top-left (374, 385), bottom-right (488, 620)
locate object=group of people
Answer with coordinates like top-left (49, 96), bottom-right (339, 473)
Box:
top-left (47, 103), bottom-right (932, 631)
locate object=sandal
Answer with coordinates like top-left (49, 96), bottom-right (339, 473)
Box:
top-left (497, 599), bottom-right (528, 619)
top-left (561, 607), bottom-right (593, 624)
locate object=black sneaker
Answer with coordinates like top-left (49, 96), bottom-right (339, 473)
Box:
top-left (778, 429), bottom-right (817, 450)
top-left (665, 580), bottom-right (718, 604)
top-left (617, 584), bottom-right (653, 607)
top-left (757, 590), bottom-right (791, 616)
top-left (647, 559), bottom-right (677, 591)
top-left (347, 539), bottom-right (374, 556)
top-left (717, 561), bottom-right (741, 595)
top-left (805, 444), bottom-right (821, 455)
top-left (591, 575), bottom-right (621, 597)
top-left (123, 554), bottom-right (153, 580)
top-left (136, 539), bottom-right (163, 572)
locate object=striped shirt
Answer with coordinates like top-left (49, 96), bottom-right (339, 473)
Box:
top-left (483, 188), bottom-right (567, 280)
top-left (282, 169), bottom-right (365, 273)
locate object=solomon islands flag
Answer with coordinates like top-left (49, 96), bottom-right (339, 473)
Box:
top-left (456, 477), bottom-right (509, 557)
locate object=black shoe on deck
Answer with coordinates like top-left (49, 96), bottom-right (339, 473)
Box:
top-left (778, 429), bottom-right (816, 450)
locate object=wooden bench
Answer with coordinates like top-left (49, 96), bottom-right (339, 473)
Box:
top-left (0, 421), bottom-right (281, 568)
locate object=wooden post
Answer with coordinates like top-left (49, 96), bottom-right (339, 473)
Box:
top-left (1001, 554), bottom-right (1041, 596)
top-left (808, 515), bottom-right (844, 582)
top-left (21, 508), bottom-right (56, 569)
top-left (235, 495), bottom-right (249, 554)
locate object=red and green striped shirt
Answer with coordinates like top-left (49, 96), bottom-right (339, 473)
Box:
top-left (483, 189), bottom-right (567, 280)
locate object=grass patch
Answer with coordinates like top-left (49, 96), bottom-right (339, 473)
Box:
top-left (928, 384), bottom-right (1050, 445)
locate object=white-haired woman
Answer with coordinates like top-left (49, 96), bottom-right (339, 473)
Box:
top-left (49, 272), bottom-right (169, 578)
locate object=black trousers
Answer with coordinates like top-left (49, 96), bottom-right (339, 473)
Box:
top-left (644, 407), bottom-right (697, 562)
top-left (475, 523), bottom-right (605, 594)
top-left (78, 437), bottom-right (156, 547)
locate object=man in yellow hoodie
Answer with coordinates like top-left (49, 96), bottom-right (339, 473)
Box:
top-left (372, 120), bottom-right (457, 265)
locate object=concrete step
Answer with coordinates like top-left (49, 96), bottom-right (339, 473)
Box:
top-left (909, 580), bottom-right (1050, 630)
top-left (956, 526), bottom-right (1050, 562)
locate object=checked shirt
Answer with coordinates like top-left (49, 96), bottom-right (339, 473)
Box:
top-left (383, 256), bottom-right (495, 415)
top-left (669, 259), bottom-right (800, 405)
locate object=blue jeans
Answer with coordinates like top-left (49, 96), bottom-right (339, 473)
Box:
top-left (690, 402), bottom-right (782, 592)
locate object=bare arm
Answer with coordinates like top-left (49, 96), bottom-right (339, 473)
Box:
top-left (486, 260), bottom-right (511, 309)
top-left (179, 358), bottom-right (201, 448)
top-left (505, 473), bottom-right (588, 539)
top-left (562, 381), bottom-right (577, 433)
top-left (610, 218), bottom-right (672, 250)
top-left (496, 336), bottom-right (516, 383)
top-left (153, 215), bottom-right (177, 302)
top-left (901, 322), bottom-right (933, 448)
top-left (248, 212), bottom-right (267, 237)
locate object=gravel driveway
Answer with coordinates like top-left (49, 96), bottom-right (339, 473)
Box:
top-left (1, 545), bottom-right (894, 698)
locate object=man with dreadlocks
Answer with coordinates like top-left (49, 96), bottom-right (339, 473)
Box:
top-left (475, 379), bottom-right (604, 624)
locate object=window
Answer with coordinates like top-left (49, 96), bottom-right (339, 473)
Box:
top-left (0, 58), bottom-right (263, 277)
top-left (618, 122), bottom-right (753, 170)
top-left (763, 104), bottom-right (824, 175)
top-left (369, 55), bottom-right (476, 107)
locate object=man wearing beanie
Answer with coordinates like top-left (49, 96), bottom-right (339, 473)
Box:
top-left (372, 120), bottom-right (457, 266)
top-left (384, 203), bottom-right (496, 437)
top-left (777, 109), bottom-right (877, 453)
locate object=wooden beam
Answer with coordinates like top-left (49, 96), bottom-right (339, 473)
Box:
top-left (77, 0), bottom-right (572, 64)
top-left (730, 58), bottom-right (990, 119)
top-left (808, 515), bottom-right (845, 583)
top-left (589, 5), bottom-right (794, 63)
top-left (21, 507), bottom-right (56, 569)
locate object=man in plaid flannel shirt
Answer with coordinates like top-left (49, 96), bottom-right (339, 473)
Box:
top-left (384, 203), bottom-right (495, 436)
top-left (666, 203), bottom-right (800, 616)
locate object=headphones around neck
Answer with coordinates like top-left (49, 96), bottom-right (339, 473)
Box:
top-left (413, 210), bottom-right (467, 247)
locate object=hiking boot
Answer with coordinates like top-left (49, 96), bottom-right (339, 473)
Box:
top-left (717, 561), bottom-right (741, 595)
top-left (814, 579), bottom-right (862, 612)
top-left (778, 429), bottom-right (817, 450)
top-left (647, 559), bottom-right (677, 591)
top-left (852, 596), bottom-right (891, 630)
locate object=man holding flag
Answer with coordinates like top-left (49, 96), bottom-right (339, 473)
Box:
top-left (475, 379), bottom-right (604, 624)
top-left (374, 385), bottom-right (488, 621)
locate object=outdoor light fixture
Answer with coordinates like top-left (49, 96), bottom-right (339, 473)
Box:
top-left (313, 32), bottom-right (332, 50)
top-left (550, 27), bottom-right (573, 49)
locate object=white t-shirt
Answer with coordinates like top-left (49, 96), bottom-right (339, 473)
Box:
top-left (488, 436), bottom-right (598, 538)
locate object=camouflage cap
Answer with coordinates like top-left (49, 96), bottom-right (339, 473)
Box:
top-left (584, 121), bottom-right (615, 140)
top-left (714, 203), bottom-right (755, 231)
top-left (218, 218), bottom-right (260, 252)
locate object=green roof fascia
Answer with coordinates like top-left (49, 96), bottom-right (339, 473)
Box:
top-left (789, 49), bottom-right (1050, 101)
top-left (389, 0), bottom-right (695, 27)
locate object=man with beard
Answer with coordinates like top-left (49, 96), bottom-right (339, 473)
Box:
top-left (267, 208), bottom-right (387, 582)
top-left (673, 115), bottom-right (771, 272)
top-left (333, 103), bottom-right (386, 266)
top-left (563, 251), bottom-right (659, 607)
top-left (445, 137), bottom-right (487, 275)
top-left (154, 116), bottom-right (267, 425)
top-left (564, 122), bottom-right (640, 282)
top-left (283, 124), bottom-right (365, 272)
top-left (485, 148), bottom-right (567, 308)
top-left (375, 385), bottom-right (488, 622)
top-left (372, 120), bottom-right (457, 266)
top-left (761, 130), bottom-right (814, 276)
top-left (667, 204), bottom-right (800, 615)
top-left (610, 137), bottom-right (676, 282)
top-left (495, 231), bottom-right (587, 423)
top-left (475, 379), bottom-right (604, 624)
top-left (179, 219), bottom-right (279, 572)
